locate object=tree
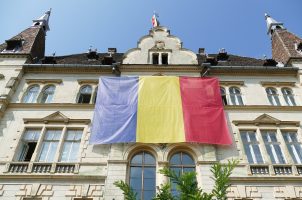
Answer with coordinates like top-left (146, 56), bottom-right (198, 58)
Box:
top-left (114, 159), bottom-right (238, 200)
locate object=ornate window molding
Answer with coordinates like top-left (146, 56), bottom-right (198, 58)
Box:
top-left (25, 79), bottom-right (62, 84)
top-left (233, 114), bottom-right (300, 127)
top-left (260, 81), bottom-right (296, 87)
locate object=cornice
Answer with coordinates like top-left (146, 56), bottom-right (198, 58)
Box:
top-left (224, 105), bottom-right (302, 111)
top-left (8, 103), bottom-right (95, 109)
top-left (77, 79), bottom-right (99, 85)
top-left (0, 174), bottom-right (106, 180)
top-left (209, 67), bottom-right (298, 76)
top-left (119, 64), bottom-right (202, 72)
top-left (220, 81), bottom-right (244, 86)
top-left (230, 176), bottom-right (302, 182)
top-left (260, 81), bottom-right (296, 87)
top-left (26, 79), bottom-right (63, 84)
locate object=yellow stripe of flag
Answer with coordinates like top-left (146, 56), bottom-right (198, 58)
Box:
top-left (136, 76), bottom-right (185, 143)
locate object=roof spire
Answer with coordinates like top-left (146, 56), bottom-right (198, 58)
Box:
top-left (265, 13), bottom-right (285, 37)
top-left (32, 9), bottom-right (51, 32)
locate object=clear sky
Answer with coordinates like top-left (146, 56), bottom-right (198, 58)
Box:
top-left (0, 0), bottom-right (301, 59)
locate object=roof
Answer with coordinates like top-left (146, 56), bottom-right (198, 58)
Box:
top-left (52, 53), bottom-right (124, 65)
top-left (42, 52), bottom-right (271, 67)
top-left (0, 26), bottom-right (45, 60)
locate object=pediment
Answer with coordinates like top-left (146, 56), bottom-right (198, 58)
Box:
top-left (43, 111), bottom-right (69, 121)
top-left (23, 111), bottom-right (90, 124)
top-left (233, 114), bottom-right (299, 127)
top-left (254, 114), bottom-right (280, 123)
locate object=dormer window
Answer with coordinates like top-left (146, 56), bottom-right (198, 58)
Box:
top-left (296, 42), bottom-right (302, 54)
top-left (161, 53), bottom-right (168, 65)
top-left (152, 53), bottom-right (159, 65)
top-left (2, 39), bottom-right (23, 53)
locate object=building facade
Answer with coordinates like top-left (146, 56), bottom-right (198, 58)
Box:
top-left (0, 10), bottom-right (302, 200)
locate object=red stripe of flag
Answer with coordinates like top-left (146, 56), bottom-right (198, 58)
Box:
top-left (179, 77), bottom-right (232, 145)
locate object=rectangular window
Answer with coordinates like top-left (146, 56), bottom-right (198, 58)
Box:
top-left (60, 129), bottom-right (83, 162)
top-left (240, 131), bottom-right (263, 164)
top-left (18, 129), bottom-right (41, 162)
top-left (161, 53), bottom-right (168, 65)
top-left (262, 131), bottom-right (286, 164)
top-left (38, 129), bottom-right (62, 162)
top-left (282, 131), bottom-right (302, 164)
top-left (152, 53), bottom-right (159, 65)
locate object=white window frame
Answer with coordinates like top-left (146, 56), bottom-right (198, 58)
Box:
top-left (265, 87), bottom-right (281, 106)
top-left (282, 130), bottom-right (302, 164)
top-left (240, 130), bottom-right (264, 164)
top-left (229, 86), bottom-right (244, 105)
top-left (13, 125), bottom-right (85, 164)
top-left (281, 87), bottom-right (297, 106)
top-left (261, 130), bottom-right (287, 164)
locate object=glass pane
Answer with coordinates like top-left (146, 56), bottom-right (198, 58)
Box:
top-left (252, 144), bottom-right (264, 163)
top-left (182, 153), bottom-right (194, 165)
top-left (39, 142), bottom-right (50, 161)
top-left (143, 190), bottom-right (155, 200)
top-left (69, 142), bottom-right (80, 162)
top-left (143, 178), bottom-right (155, 190)
top-left (269, 133), bottom-right (277, 142)
top-left (248, 132), bottom-right (257, 142)
top-left (81, 85), bottom-right (92, 93)
top-left (60, 142), bottom-right (71, 162)
top-left (183, 167), bottom-right (195, 173)
top-left (144, 167), bottom-right (155, 178)
top-left (144, 153), bottom-right (155, 165)
top-left (45, 130), bottom-right (61, 140)
top-left (130, 167), bottom-right (142, 178)
top-left (274, 144), bottom-right (286, 164)
top-left (236, 95), bottom-right (243, 105)
top-left (130, 178), bottom-right (142, 190)
top-left (46, 142), bottom-right (58, 162)
top-left (265, 144), bottom-right (276, 163)
top-left (170, 167), bottom-right (181, 176)
top-left (170, 153), bottom-right (181, 165)
top-left (244, 144), bottom-right (254, 163)
top-left (131, 154), bottom-right (142, 164)
top-left (24, 129), bottom-right (40, 141)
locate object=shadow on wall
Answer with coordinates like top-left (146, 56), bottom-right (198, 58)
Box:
top-left (216, 111), bottom-right (239, 160)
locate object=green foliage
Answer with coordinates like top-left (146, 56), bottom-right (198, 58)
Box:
top-left (114, 159), bottom-right (238, 200)
top-left (113, 180), bottom-right (137, 200)
top-left (211, 159), bottom-right (239, 200)
top-left (153, 183), bottom-right (175, 200)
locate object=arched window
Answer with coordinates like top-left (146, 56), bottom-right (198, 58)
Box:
top-left (39, 85), bottom-right (55, 103)
top-left (129, 151), bottom-right (156, 200)
top-left (169, 152), bottom-right (195, 196)
top-left (220, 87), bottom-right (227, 105)
top-left (77, 85), bottom-right (92, 103)
top-left (22, 85), bottom-right (40, 103)
top-left (281, 87), bottom-right (296, 106)
top-left (229, 87), bottom-right (243, 105)
top-left (266, 87), bottom-right (280, 106)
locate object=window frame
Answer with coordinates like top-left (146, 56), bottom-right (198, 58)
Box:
top-left (14, 125), bottom-right (85, 164)
top-left (38, 84), bottom-right (56, 103)
top-left (76, 84), bottom-right (98, 104)
top-left (281, 87), bottom-right (297, 106)
top-left (229, 86), bottom-right (244, 105)
top-left (240, 130), bottom-right (264, 164)
top-left (22, 84), bottom-right (40, 103)
top-left (265, 87), bottom-right (281, 106)
top-left (128, 150), bottom-right (156, 200)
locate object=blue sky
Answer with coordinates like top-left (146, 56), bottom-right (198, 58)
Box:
top-left (0, 0), bottom-right (301, 58)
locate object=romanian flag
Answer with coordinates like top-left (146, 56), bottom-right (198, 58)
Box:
top-left (90, 76), bottom-right (232, 145)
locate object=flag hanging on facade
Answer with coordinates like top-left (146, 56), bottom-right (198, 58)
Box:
top-left (90, 76), bottom-right (232, 145)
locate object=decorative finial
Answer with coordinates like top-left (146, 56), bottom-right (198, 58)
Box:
top-left (264, 13), bottom-right (285, 37)
top-left (32, 9), bottom-right (52, 32)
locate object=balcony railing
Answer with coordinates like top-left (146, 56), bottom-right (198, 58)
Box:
top-left (273, 165), bottom-right (292, 175)
top-left (7, 163), bottom-right (28, 173)
top-left (6, 162), bottom-right (77, 174)
top-left (55, 164), bottom-right (75, 173)
top-left (250, 165), bottom-right (269, 175)
top-left (32, 163), bottom-right (52, 173)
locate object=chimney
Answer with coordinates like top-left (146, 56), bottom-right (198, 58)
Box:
top-left (198, 48), bottom-right (205, 56)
